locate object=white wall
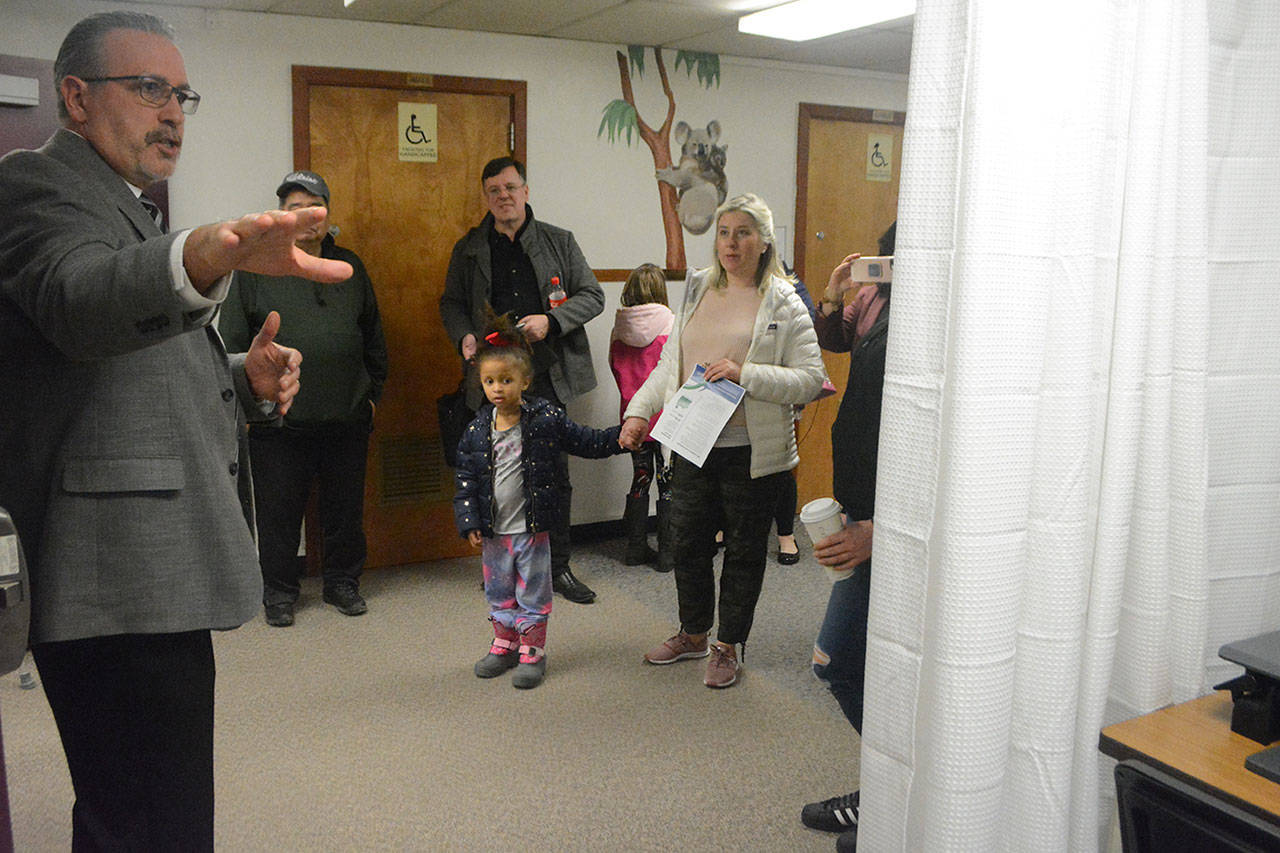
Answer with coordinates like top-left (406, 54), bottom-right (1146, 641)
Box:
top-left (3, 0), bottom-right (908, 523)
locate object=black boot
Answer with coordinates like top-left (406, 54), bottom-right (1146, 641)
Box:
top-left (623, 495), bottom-right (658, 566)
top-left (654, 495), bottom-right (674, 573)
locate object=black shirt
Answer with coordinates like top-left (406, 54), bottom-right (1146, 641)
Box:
top-left (487, 217), bottom-right (542, 321)
top-left (487, 213), bottom-right (555, 373)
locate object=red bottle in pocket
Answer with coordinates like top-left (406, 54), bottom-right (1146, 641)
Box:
top-left (547, 276), bottom-right (566, 308)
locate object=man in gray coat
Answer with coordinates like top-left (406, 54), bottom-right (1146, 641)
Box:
top-left (0, 11), bottom-right (351, 850)
top-left (440, 156), bottom-right (605, 603)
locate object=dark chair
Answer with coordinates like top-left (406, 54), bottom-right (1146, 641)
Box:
top-left (1115, 759), bottom-right (1280, 852)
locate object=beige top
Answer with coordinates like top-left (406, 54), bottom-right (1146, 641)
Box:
top-left (624, 269), bottom-right (827, 479)
top-left (681, 282), bottom-right (762, 443)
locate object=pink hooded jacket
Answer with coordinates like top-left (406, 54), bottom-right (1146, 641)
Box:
top-left (608, 302), bottom-right (675, 436)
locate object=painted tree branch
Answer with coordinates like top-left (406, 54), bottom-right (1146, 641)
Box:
top-left (615, 48), bottom-right (685, 270)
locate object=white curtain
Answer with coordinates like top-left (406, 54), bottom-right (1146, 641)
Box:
top-left (860, 1), bottom-right (1280, 850)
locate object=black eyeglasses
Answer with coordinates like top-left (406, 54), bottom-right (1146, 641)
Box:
top-left (81, 75), bottom-right (201, 115)
top-left (484, 182), bottom-right (526, 199)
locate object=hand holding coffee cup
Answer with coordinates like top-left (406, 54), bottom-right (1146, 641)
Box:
top-left (800, 498), bottom-right (850, 581)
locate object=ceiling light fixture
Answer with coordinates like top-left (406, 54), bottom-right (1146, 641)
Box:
top-left (343, 0), bottom-right (357, 7)
top-left (738, 0), bottom-right (915, 41)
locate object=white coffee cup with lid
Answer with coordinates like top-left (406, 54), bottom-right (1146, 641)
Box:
top-left (800, 498), bottom-right (852, 582)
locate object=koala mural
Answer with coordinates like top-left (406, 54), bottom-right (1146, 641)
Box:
top-left (656, 120), bottom-right (728, 235)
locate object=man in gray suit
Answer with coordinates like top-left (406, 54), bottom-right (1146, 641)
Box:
top-left (0, 11), bottom-right (351, 850)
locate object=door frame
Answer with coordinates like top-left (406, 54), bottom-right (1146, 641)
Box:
top-left (291, 65), bottom-right (526, 168)
top-left (792, 102), bottom-right (906, 510)
top-left (793, 102), bottom-right (905, 284)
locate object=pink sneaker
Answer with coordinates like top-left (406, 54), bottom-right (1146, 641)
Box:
top-left (644, 631), bottom-right (709, 665)
top-left (703, 643), bottom-right (739, 688)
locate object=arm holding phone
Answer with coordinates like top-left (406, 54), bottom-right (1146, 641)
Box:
top-left (821, 253), bottom-right (894, 315)
top-left (815, 255), bottom-right (891, 354)
top-left (820, 253), bottom-right (861, 315)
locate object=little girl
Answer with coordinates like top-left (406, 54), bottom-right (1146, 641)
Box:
top-left (453, 316), bottom-right (625, 688)
top-left (609, 263), bottom-right (676, 569)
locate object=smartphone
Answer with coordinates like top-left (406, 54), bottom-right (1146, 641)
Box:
top-left (848, 255), bottom-right (893, 283)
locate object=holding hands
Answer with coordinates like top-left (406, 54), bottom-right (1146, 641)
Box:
top-left (619, 416), bottom-right (649, 451)
top-left (618, 357), bottom-right (742, 451)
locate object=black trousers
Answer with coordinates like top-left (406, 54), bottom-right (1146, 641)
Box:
top-left (32, 630), bottom-right (216, 852)
top-left (668, 446), bottom-right (788, 645)
top-left (527, 374), bottom-right (573, 575)
top-left (774, 468), bottom-right (797, 537)
top-left (627, 442), bottom-right (661, 499)
top-left (249, 421), bottom-right (369, 605)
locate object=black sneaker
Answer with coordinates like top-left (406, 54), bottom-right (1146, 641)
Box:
top-left (264, 602), bottom-right (294, 627)
top-left (836, 827), bottom-right (857, 852)
top-left (322, 583), bottom-right (367, 616)
top-left (801, 790), bottom-right (859, 833)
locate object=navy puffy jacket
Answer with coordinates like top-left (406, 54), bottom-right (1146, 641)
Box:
top-left (453, 396), bottom-right (623, 537)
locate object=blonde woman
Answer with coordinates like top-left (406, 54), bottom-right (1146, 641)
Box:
top-left (619, 194), bottom-right (826, 688)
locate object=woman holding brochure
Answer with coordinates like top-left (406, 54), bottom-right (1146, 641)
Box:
top-left (619, 193), bottom-right (826, 688)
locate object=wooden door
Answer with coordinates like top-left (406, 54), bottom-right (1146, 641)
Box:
top-left (293, 66), bottom-right (526, 567)
top-left (793, 104), bottom-right (904, 508)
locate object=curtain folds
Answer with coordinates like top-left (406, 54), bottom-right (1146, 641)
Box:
top-left (853, 1), bottom-right (1280, 849)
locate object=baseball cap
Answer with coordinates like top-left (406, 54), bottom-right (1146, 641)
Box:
top-left (276, 170), bottom-right (330, 205)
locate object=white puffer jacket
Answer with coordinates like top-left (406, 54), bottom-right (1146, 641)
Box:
top-left (625, 268), bottom-right (827, 478)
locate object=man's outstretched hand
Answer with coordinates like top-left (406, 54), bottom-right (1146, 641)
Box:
top-left (245, 311), bottom-right (302, 415)
top-left (183, 207), bottom-right (353, 292)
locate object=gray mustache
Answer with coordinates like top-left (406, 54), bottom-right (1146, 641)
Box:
top-left (145, 131), bottom-right (181, 147)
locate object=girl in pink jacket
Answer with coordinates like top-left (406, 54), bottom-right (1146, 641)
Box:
top-left (609, 263), bottom-right (675, 569)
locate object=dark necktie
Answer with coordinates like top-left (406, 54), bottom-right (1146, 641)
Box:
top-left (139, 194), bottom-right (165, 233)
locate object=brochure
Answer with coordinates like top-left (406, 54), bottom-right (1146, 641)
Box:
top-left (649, 364), bottom-right (746, 467)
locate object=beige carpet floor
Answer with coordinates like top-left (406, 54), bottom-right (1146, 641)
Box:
top-left (0, 535), bottom-right (860, 851)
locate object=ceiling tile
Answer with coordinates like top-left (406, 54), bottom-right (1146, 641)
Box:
top-left (128, 0), bottom-right (279, 10)
top-left (652, 0), bottom-right (778, 11)
top-left (771, 28), bottom-right (913, 74)
top-left (420, 0), bottom-right (619, 35)
top-left (873, 14), bottom-right (916, 33)
top-left (266, 0), bottom-right (448, 24)
top-left (102, 0), bottom-right (913, 73)
top-left (667, 23), bottom-right (793, 63)
top-left (548, 1), bottom-right (736, 46)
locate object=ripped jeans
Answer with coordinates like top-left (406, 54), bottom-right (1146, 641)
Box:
top-left (812, 558), bottom-right (871, 733)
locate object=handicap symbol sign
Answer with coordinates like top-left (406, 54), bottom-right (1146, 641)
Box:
top-left (405, 113), bottom-right (431, 145)
top-left (398, 102), bottom-right (438, 162)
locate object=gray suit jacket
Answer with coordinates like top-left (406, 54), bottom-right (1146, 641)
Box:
top-left (0, 129), bottom-right (262, 644)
